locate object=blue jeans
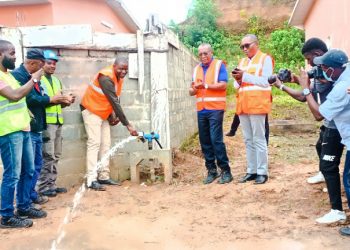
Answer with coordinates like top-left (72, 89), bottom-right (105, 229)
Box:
top-left (0, 131), bottom-right (34, 218)
top-left (343, 150), bottom-right (350, 209)
top-left (197, 110), bottom-right (230, 172)
top-left (30, 132), bottom-right (43, 201)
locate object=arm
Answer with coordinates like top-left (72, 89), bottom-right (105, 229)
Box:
top-left (0, 69), bottom-right (43, 101)
top-left (0, 79), bottom-right (35, 101)
top-left (273, 78), bottom-right (306, 102)
top-left (241, 56), bottom-right (273, 87)
top-left (299, 69), bottom-right (324, 121)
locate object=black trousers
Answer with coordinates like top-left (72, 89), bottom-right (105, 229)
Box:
top-left (229, 113), bottom-right (269, 144)
top-left (316, 126), bottom-right (344, 211)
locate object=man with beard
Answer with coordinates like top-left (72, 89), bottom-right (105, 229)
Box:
top-left (0, 40), bottom-right (45, 228)
top-left (81, 56), bottom-right (138, 191)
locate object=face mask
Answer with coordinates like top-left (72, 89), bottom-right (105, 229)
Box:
top-left (322, 67), bottom-right (334, 82)
top-left (1, 56), bottom-right (15, 70)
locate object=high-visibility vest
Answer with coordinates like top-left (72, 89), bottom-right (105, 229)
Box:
top-left (193, 59), bottom-right (226, 111)
top-left (0, 71), bottom-right (30, 136)
top-left (81, 65), bottom-right (123, 120)
top-left (236, 50), bottom-right (273, 115)
top-left (41, 75), bottom-right (63, 124)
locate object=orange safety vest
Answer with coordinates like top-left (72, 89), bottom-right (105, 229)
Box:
top-left (193, 59), bottom-right (226, 111)
top-left (81, 65), bottom-right (123, 120)
top-left (236, 50), bottom-right (273, 115)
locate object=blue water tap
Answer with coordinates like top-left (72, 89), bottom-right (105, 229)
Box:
top-left (137, 132), bottom-right (162, 150)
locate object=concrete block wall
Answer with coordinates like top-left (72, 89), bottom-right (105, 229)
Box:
top-left (167, 44), bottom-right (198, 148)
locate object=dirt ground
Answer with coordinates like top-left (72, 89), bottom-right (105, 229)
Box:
top-left (1, 114), bottom-right (350, 250)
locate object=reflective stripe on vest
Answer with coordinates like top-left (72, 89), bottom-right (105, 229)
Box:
top-left (0, 71), bottom-right (30, 136)
top-left (41, 75), bottom-right (63, 124)
top-left (196, 97), bottom-right (226, 102)
top-left (236, 50), bottom-right (273, 115)
top-left (193, 59), bottom-right (226, 111)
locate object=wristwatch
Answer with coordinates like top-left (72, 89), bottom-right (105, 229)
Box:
top-left (204, 83), bottom-right (209, 89)
top-left (279, 84), bottom-right (285, 91)
top-left (32, 78), bottom-right (39, 83)
top-left (302, 88), bottom-right (311, 96)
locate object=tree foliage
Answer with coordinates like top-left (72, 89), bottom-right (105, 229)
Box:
top-left (169, 0), bottom-right (305, 89)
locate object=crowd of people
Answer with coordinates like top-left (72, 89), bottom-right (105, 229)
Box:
top-left (189, 35), bottom-right (350, 236)
top-left (1, 33), bottom-right (350, 238)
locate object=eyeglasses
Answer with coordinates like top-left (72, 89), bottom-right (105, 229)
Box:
top-left (240, 42), bottom-right (254, 50)
top-left (198, 52), bottom-right (209, 57)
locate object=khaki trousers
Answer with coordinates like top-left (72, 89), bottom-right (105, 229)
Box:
top-left (82, 109), bottom-right (111, 186)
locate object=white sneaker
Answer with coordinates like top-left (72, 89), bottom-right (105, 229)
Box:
top-left (316, 209), bottom-right (346, 224)
top-left (307, 172), bottom-right (325, 184)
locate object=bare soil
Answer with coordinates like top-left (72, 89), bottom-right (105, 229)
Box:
top-left (1, 109), bottom-right (350, 249)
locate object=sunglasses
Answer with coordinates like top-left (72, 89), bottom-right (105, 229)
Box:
top-left (240, 42), bottom-right (254, 50)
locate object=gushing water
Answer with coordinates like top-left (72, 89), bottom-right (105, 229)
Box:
top-left (50, 136), bottom-right (136, 250)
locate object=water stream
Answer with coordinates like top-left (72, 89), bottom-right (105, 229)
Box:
top-left (50, 136), bottom-right (136, 250)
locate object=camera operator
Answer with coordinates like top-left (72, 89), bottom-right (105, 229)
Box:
top-left (272, 38), bottom-right (346, 224)
top-left (299, 49), bottom-right (350, 236)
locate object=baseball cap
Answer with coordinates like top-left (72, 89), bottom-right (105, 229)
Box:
top-left (43, 50), bottom-right (59, 61)
top-left (313, 49), bottom-right (348, 68)
top-left (26, 48), bottom-right (45, 60)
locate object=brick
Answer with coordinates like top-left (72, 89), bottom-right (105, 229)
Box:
top-left (59, 49), bottom-right (89, 57)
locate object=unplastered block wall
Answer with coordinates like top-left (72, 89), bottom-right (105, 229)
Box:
top-left (167, 44), bottom-right (198, 148)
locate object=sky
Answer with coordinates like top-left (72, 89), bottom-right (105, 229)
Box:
top-left (123, 0), bottom-right (193, 28)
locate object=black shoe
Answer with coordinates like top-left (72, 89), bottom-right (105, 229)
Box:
top-left (255, 175), bottom-right (268, 184)
top-left (32, 195), bottom-right (49, 205)
top-left (239, 173), bottom-right (257, 183)
top-left (40, 190), bottom-right (57, 197)
top-left (16, 208), bottom-right (47, 219)
top-left (203, 170), bottom-right (220, 184)
top-left (217, 171), bottom-right (233, 184)
top-left (0, 216), bottom-right (33, 228)
top-left (225, 131), bottom-right (236, 137)
top-left (339, 226), bottom-right (350, 237)
top-left (98, 179), bottom-right (121, 186)
top-left (55, 187), bottom-right (67, 193)
top-left (89, 181), bottom-right (106, 191)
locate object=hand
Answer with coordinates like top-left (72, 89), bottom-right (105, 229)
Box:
top-left (193, 81), bottom-right (205, 89)
top-left (299, 68), bottom-right (310, 89)
top-left (31, 69), bottom-right (44, 81)
top-left (50, 94), bottom-right (69, 104)
top-left (272, 78), bottom-right (282, 88)
top-left (232, 68), bottom-right (243, 82)
top-left (65, 93), bottom-right (76, 104)
top-left (108, 112), bottom-right (120, 126)
top-left (127, 124), bottom-right (138, 136)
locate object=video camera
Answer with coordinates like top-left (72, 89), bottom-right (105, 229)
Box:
top-left (268, 69), bottom-right (292, 84)
top-left (307, 66), bottom-right (324, 80)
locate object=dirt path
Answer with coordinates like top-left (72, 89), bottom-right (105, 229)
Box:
top-left (1, 121), bottom-right (349, 249)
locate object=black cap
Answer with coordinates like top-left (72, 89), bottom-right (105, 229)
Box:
top-left (26, 48), bottom-right (45, 60)
top-left (313, 49), bottom-right (348, 68)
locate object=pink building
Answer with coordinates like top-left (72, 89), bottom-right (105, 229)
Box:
top-left (289, 0), bottom-right (350, 55)
top-left (0, 0), bottom-right (140, 33)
